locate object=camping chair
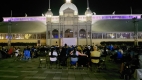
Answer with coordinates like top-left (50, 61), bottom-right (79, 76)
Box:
top-left (39, 52), bottom-right (47, 68)
top-left (90, 56), bottom-right (101, 72)
top-left (49, 55), bottom-right (58, 68)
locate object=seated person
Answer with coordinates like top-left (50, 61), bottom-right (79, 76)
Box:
top-left (91, 46), bottom-right (101, 65)
top-left (70, 48), bottom-right (78, 66)
top-left (117, 49), bottom-right (123, 59)
top-left (49, 48), bottom-right (58, 62)
top-left (113, 49), bottom-right (123, 63)
top-left (77, 46), bottom-right (88, 67)
top-left (59, 47), bottom-right (68, 66)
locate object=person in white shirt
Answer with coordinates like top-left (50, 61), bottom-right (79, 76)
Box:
top-left (15, 48), bottom-right (19, 57)
top-left (49, 48), bottom-right (58, 62)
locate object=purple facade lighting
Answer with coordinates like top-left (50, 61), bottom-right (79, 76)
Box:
top-left (92, 15), bottom-right (141, 20)
top-left (3, 15), bottom-right (142, 22)
top-left (3, 17), bottom-right (46, 22)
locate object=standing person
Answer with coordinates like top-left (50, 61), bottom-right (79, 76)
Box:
top-left (13, 47), bottom-right (20, 61)
top-left (58, 46), bottom-right (62, 55)
top-left (109, 44), bottom-right (113, 51)
top-left (103, 45), bottom-right (107, 55)
top-left (64, 44), bottom-right (69, 56)
top-left (15, 47), bottom-right (20, 57)
top-left (8, 46), bottom-right (14, 57)
top-left (31, 46), bottom-right (35, 58)
top-left (23, 47), bottom-right (31, 60)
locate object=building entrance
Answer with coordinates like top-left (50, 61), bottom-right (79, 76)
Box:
top-left (65, 29), bottom-right (73, 38)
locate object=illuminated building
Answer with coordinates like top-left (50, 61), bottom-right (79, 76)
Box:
top-left (0, 0), bottom-right (142, 46)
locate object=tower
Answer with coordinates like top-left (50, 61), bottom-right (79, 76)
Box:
top-left (85, 0), bottom-right (92, 21)
top-left (85, 0), bottom-right (93, 45)
top-left (45, 0), bottom-right (53, 22)
top-left (45, 0), bottom-right (53, 46)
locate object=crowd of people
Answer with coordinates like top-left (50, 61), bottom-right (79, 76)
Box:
top-left (0, 44), bottom-right (142, 79)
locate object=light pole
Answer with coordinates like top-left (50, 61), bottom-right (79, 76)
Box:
top-left (133, 17), bottom-right (138, 46)
top-left (8, 20), bottom-right (11, 48)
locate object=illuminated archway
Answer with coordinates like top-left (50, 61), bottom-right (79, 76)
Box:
top-left (52, 29), bottom-right (59, 38)
top-left (65, 29), bottom-right (73, 38)
top-left (79, 29), bottom-right (86, 38)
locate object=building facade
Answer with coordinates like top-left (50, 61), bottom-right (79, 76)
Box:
top-left (0, 0), bottom-right (142, 46)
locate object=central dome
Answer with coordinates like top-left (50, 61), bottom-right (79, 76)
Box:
top-left (59, 1), bottom-right (78, 15)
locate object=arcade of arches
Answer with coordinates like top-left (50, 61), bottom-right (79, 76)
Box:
top-left (1, 32), bottom-right (141, 40)
top-left (51, 29), bottom-right (87, 38)
top-left (1, 32), bottom-right (142, 45)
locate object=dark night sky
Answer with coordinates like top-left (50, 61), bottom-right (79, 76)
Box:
top-left (0, 0), bottom-right (142, 19)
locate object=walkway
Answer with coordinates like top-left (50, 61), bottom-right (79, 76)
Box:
top-left (0, 57), bottom-right (134, 80)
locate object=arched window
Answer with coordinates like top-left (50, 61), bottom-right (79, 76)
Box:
top-left (52, 29), bottom-right (58, 38)
top-left (65, 29), bottom-right (73, 38)
top-left (79, 29), bottom-right (86, 38)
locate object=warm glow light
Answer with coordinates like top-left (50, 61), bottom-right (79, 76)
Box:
top-left (60, 11), bottom-right (77, 15)
top-left (46, 14), bottom-right (52, 17)
top-left (0, 36), bottom-right (4, 39)
top-left (110, 34), bottom-right (114, 38)
top-left (25, 34), bottom-right (32, 39)
top-left (74, 11), bottom-right (77, 15)
top-left (86, 14), bottom-right (91, 17)
top-left (47, 15), bottom-right (52, 17)
top-left (60, 12), bottom-right (63, 15)
top-left (66, 0), bottom-right (71, 3)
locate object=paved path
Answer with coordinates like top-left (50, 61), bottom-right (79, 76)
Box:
top-left (0, 57), bottom-right (135, 80)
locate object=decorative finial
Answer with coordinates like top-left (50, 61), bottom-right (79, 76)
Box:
top-left (49, 0), bottom-right (50, 9)
top-left (25, 13), bottom-right (27, 17)
top-left (42, 13), bottom-right (44, 16)
top-left (112, 11), bottom-right (115, 15)
top-left (87, 0), bottom-right (89, 9)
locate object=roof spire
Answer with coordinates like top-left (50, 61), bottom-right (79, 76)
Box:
top-left (11, 10), bottom-right (12, 17)
top-left (48, 0), bottom-right (51, 10)
top-left (45, 0), bottom-right (53, 17)
top-left (87, 0), bottom-right (89, 9)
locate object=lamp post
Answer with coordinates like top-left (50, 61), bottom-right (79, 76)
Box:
top-left (8, 20), bottom-right (11, 48)
top-left (132, 17), bottom-right (138, 46)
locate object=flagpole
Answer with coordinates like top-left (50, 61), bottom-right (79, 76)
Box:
top-left (8, 10), bottom-right (12, 48)
top-left (112, 11), bottom-right (115, 15)
top-left (11, 10), bottom-right (12, 17)
top-left (130, 7), bottom-right (132, 15)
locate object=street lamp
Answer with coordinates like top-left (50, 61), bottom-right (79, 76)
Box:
top-left (132, 17), bottom-right (138, 46)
